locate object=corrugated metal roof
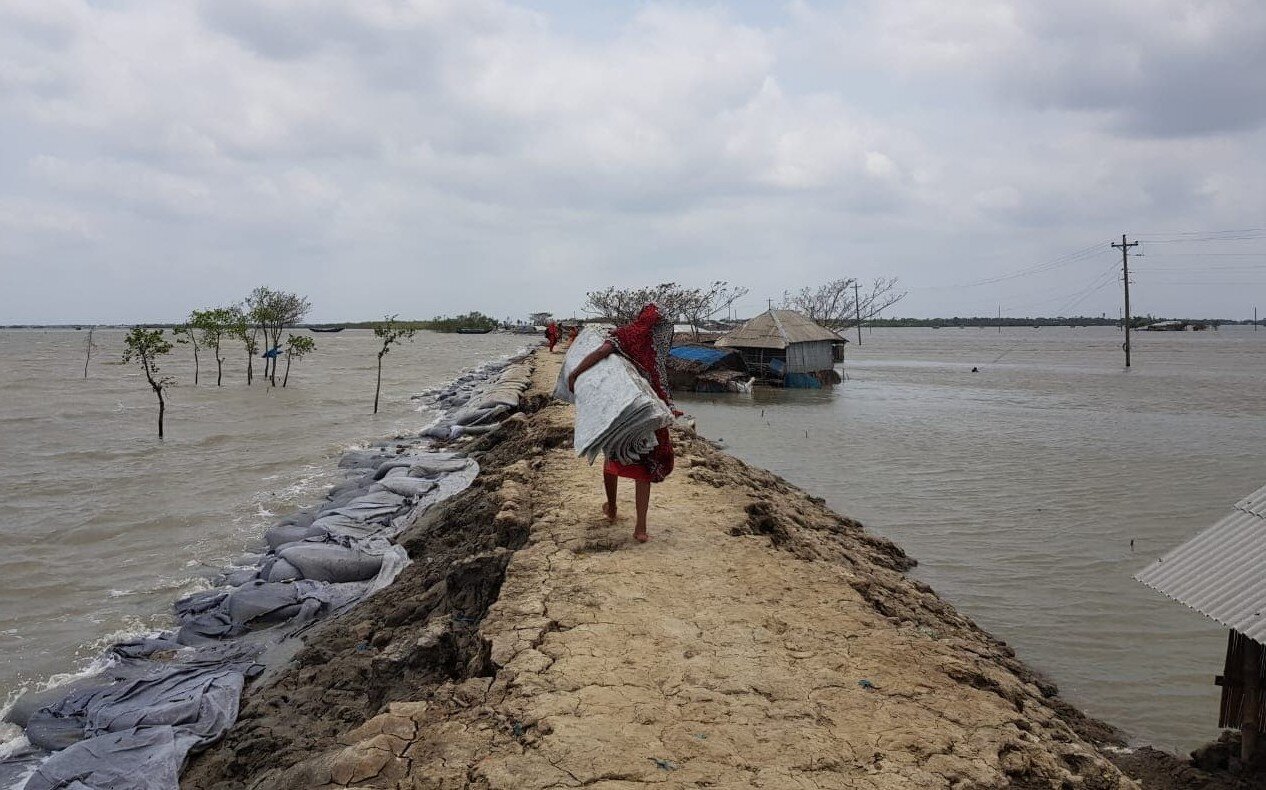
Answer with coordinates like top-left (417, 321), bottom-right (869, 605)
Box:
top-left (1135, 483), bottom-right (1266, 642)
top-left (715, 310), bottom-right (844, 350)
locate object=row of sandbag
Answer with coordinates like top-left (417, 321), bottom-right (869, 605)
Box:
top-left (553, 327), bottom-right (673, 465)
top-left (0, 353), bottom-right (533, 790)
top-left (416, 353), bottom-right (534, 441)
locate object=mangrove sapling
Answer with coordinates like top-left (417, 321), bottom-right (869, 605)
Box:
top-left (228, 308), bottom-right (258, 385)
top-left (281, 334), bottom-right (315, 388)
top-left (173, 323), bottom-right (200, 385)
top-left (122, 327), bottom-right (175, 438)
top-left (191, 307), bottom-right (237, 386)
top-left (372, 315), bottom-right (417, 414)
top-left (82, 326), bottom-right (97, 378)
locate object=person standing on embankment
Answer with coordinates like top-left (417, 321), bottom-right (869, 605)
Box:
top-left (545, 321), bottom-right (560, 352)
top-left (567, 302), bottom-right (679, 543)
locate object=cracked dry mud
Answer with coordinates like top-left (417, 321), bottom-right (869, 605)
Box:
top-left (185, 350), bottom-right (1140, 789)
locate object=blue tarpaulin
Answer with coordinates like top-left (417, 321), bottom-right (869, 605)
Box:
top-left (669, 346), bottom-right (731, 365)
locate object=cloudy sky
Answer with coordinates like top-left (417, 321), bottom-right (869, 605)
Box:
top-left (2, 0), bottom-right (1263, 323)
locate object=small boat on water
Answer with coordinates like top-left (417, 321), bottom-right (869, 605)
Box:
top-left (307, 326), bottom-right (345, 333)
top-left (455, 327), bottom-right (493, 335)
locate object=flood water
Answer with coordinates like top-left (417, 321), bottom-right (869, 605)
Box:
top-left (0, 328), bottom-right (529, 744)
top-left (680, 325), bottom-right (1266, 755)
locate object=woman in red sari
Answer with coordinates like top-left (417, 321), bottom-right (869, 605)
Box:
top-left (545, 322), bottom-right (560, 353)
top-left (567, 303), bottom-right (677, 542)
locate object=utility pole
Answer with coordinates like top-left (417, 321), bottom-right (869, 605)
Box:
top-left (998, 305), bottom-right (1002, 333)
top-left (1256, 306), bottom-right (1258, 331)
top-left (1112, 234), bottom-right (1138, 367)
top-left (853, 280), bottom-right (862, 346)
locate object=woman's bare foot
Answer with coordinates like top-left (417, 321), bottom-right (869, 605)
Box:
top-left (602, 501), bottom-right (618, 522)
top-left (633, 528), bottom-right (649, 543)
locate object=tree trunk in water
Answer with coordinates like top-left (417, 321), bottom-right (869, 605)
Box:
top-left (192, 344), bottom-right (200, 386)
top-left (216, 356), bottom-right (223, 386)
top-left (283, 354), bottom-right (291, 388)
top-left (247, 355), bottom-right (253, 386)
top-left (374, 356), bottom-right (383, 414)
top-left (157, 388), bottom-right (165, 439)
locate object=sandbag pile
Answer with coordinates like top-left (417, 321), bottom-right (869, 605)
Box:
top-left (554, 327), bottom-right (673, 465)
top-left (0, 348), bottom-right (535, 790)
top-left (414, 354), bottom-right (534, 440)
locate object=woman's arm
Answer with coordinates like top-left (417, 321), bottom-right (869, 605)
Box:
top-left (566, 342), bottom-right (614, 391)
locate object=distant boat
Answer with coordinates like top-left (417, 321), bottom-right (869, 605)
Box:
top-left (307, 326), bottom-right (345, 333)
top-left (455, 327), bottom-right (493, 335)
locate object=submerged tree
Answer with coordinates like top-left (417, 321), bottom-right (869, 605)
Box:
top-left (122, 327), bottom-right (174, 438)
top-left (281, 334), bottom-right (315, 388)
top-left (229, 307), bottom-right (258, 385)
top-left (783, 277), bottom-right (907, 331)
top-left (246, 286), bottom-right (312, 386)
top-left (583, 283), bottom-right (685, 325)
top-left (190, 307), bottom-right (238, 386)
top-left (173, 323), bottom-right (201, 385)
top-left (372, 315), bottom-right (417, 414)
top-left (82, 326), bottom-right (97, 379)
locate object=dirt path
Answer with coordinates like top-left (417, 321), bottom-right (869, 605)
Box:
top-left (189, 349), bottom-right (1139, 789)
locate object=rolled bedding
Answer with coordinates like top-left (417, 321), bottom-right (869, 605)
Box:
top-left (554, 327), bottom-right (673, 465)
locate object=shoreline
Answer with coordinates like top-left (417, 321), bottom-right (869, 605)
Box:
top-left (0, 347), bottom-right (536, 789)
top-left (180, 347), bottom-right (1244, 789)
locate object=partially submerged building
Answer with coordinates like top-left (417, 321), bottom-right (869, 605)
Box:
top-left (666, 345), bottom-right (752, 394)
top-left (715, 309), bottom-right (847, 388)
top-left (1135, 483), bottom-right (1266, 765)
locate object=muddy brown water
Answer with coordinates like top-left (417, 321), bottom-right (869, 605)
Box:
top-left (0, 328), bottom-right (530, 753)
top-left (680, 325), bottom-right (1266, 755)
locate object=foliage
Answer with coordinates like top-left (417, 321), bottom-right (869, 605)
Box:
top-left (529, 312), bottom-right (553, 326)
top-left (783, 277), bottom-right (907, 330)
top-left (423, 311), bottom-right (499, 333)
top-left (189, 307), bottom-right (239, 386)
top-left (122, 327), bottom-right (175, 437)
top-left (281, 334), bottom-right (315, 388)
top-left (245, 286), bottom-right (312, 385)
top-left (582, 282), bottom-right (748, 331)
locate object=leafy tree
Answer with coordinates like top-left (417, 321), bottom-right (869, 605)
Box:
top-left (228, 307), bottom-right (258, 385)
top-left (82, 326), bottom-right (97, 379)
top-left (245, 286), bottom-right (312, 386)
top-left (173, 323), bottom-right (201, 385)
top-left (583, 283), bottom-right (685, 325)
top-left (190, 307), bottom-right (238, 386)
top-left (783, 277), bottom-right (907, 331)
top-left (372, 315), bottom-right (417, 414)
top-left (122, 327), bottom-right (174, 438)
top-left (281, 334), bottom-right (315, 388)
top-left (424, 311), bottom-right (499, 332)
top-left (529, 311), bottom-right (553, 327)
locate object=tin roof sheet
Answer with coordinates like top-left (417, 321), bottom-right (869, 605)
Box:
top-left (1135, 482), bottom-right (1266, 642)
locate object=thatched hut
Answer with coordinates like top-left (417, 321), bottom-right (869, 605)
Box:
top-left (715, 310), bottom-right (847, 388)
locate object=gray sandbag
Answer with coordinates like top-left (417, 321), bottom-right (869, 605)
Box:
top-left (420, 422), bottom-right (453, 440)
top-left (223, 568), bottom-right (259, 587)
top-left (264, 522), bottom-right (327, 551)
top-left (337, 450), bottom-right (395, 469)
top-left (25, 644), bottom-right (256, 753)
top-left (264, 558), bottom-right (301, 582)
top-left (408, 457), bottom-right (470, 477)
top-left (371, 459), bottom-right (416, 480)
top-left (24, 725), bottom-right (191, 790)
top-left (278, 542), bottom-right (383, 583)
top-left (224, 580), bottom-right (329, 628)
top-left (376, 476), bottom-right (437, 498)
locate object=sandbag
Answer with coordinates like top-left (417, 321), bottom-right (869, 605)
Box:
top-left (278, 542), bottom-right (383, 583)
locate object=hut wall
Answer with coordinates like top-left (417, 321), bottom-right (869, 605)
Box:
top-left (786, 341), bottom-right (835, 373)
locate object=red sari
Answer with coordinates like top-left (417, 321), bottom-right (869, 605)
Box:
top-left (603, 304), bottom-right (675, 483)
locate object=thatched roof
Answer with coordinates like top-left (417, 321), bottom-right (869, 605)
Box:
top-left (715, 310), bottom-right (844, 350)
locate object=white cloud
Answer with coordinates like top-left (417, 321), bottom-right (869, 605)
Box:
top-left (0, 0), bottom-right (1262, 322)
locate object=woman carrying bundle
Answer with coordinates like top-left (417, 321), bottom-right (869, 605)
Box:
top-left (567, 303), bottom-right (679, 543)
